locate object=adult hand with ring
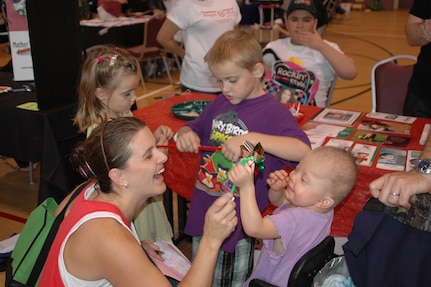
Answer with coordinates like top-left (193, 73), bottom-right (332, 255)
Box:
top-left (368, 171), bottom-right (426, 208)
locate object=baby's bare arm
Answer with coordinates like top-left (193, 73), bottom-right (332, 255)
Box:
top-left (267, 170), bottom-right (289, 207)
top-left (229, 163), bottom-right (279, 239)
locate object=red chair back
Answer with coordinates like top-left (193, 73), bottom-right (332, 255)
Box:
top-left (144, 15), bottom-right (165, 50)
top-left (371, 55), bottom-right (416, 115)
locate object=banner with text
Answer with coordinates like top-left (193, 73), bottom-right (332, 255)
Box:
top-left (6, 0), bottom-right (34, 81)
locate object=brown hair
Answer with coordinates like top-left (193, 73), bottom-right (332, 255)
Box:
top-left (204, 29), bottom-right (263, 72)
top-left (70, 117), bottom-right (147, 192)
top-left (73, 45), bottom-right (141, 133)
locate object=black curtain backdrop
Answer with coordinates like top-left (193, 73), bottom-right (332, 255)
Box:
top-left (25, 0), bottom-right (85, 203)
top-left (26, 0), bottom-right (82, 110)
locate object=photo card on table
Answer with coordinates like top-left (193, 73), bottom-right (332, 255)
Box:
top-left (383, 135), bottom-right (411, 147)
top-left (311, 108), bottom-right (362, 127)
top-left (358, 119), bottom-right (411, 135)
top-left (406, 150), bottom-right (422, 172)
top-left (352, 131), bottom-right (411, 147)
top-left (366, 112), bottom-right (416, 124)
top-left (376, 148), bottom-right (407, 171)
top-left (324, 138), bottom-right (354, 151)
top-left (351, 131), bottom-right (387, 145)
top-left (351, 143), bottom-right (378, 166)
top-left (307, 134), bottom-right (327, 149)
top-left (302, 122), bottom-right (354, 138)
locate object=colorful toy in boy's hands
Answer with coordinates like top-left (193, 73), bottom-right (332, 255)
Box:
top-left (240, 141), bottom-right (265, 174)
top-left (230, 141), bottom-right (265, 197)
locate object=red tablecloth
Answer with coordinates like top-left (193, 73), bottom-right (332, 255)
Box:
top-left (134, 92), bottom-right (431, 236)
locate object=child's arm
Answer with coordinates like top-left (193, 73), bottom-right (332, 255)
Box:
top-left (229, 162), bottom-right (279, 239)
top-left (175, 126), bottom-right (201, 153)
top-left (296, 29), bottom-right (357, 80)
top-left (154, 125), bottom-right (173, 155)
top-left (267, 170), bottom-right (289, 207)
top-left (154, 125), bottom-right (173, 145)
top-left (317, 41), bottom-right (357, 80)
top-left (222, 133), bottom-right (310, 163)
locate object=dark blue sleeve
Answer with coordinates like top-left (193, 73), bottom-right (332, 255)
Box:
top-left (410, 0), bottom-right (431, 20)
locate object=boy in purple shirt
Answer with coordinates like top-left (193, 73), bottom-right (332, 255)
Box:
top-left (175, 29), bottom-right (310, 286)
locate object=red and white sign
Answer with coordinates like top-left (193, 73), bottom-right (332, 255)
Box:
top-left (6, 0), bottom-right (34, 81)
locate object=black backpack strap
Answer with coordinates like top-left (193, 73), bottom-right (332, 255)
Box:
top-left (26, 181), bottom-right (89, 286)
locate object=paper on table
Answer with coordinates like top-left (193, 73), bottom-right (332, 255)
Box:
top-left (0, 233), bottom-right (19, 254)
top-left (306, 134), bottom-right (326, 149)
top-left (366, 112), bottom-right (416, 124)
top-left (16, 102), bottom-right (39, 111)
top-left (302, 122), bottom-right (352, 138)
top-left (420, 124), bottom-right (431, 145)
top-left (149, 240), bottom-right (191, 282)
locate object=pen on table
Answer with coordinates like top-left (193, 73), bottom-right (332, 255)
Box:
top-left (154, 93), bottom-right (180, 99)
top-left (157, 144), bottom-right (222, 151)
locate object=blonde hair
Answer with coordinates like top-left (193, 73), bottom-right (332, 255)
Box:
top-left (73, 45), bottom-right (140, 133)
top-left (312, 146), bottom-right (358, 206)
top-left (204, 29), bottom-right (263, 72)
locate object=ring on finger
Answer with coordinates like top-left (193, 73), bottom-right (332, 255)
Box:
top-left (390, 192), bottom-right (400, 197)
